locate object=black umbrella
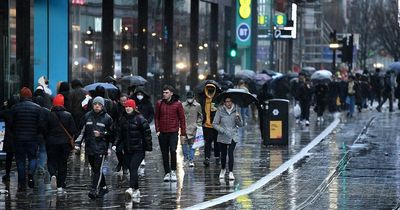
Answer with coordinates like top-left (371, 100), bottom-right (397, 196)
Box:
top-left (119, 75), bottom-right (148, 86)
top-left (214, 88), bottom-right (258, 107)
top-left (194, 80), bottom-right (222, 94)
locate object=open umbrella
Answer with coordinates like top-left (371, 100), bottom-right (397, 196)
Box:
top-left (254, 73), bottom-right (272, 86)
top-left (194, 80), bottom-right (222, 94)
top-left (389, 62), bottom-right (400, 73)
top-left (119, 75), bottom-right (148, 86)
top-left (214, 88), bottom-right (258, 107)
top-left (84, 82), bottom-right (118, 91)
top-left (311, 70), bottom-right (332, 84)
top-left (235, 69), bottom-right (256, 80)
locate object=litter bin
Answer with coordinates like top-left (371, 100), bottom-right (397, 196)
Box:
top-left (263, 99), bottom-right (289, 146)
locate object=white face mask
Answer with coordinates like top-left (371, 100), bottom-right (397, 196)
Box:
top-left (137, 95), bottom-right (144, 101)
top-left (187, 99), bottom-right (194, 104)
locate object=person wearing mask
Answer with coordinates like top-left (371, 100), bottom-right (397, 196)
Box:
top-left (114, 99), bottom-right (152, 200)
top-left (212, 97), bottom-right (244, 180)
top-left (45, 94), bottom-right (77, 194)
top-left (182, 91), bottom-right (203, 167)
top-left (76, 96), bottom-right (113, 199)
top-left (10, 87), bottom-right (44, 191)
top-left (0, 95), bottom-right (19, 182)
top-left (154, 85), bottom-right (186, 182)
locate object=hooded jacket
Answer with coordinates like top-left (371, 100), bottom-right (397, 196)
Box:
top-left (81, 109), bottom-right (113, 155)
top-left (155, 94), bottom-right (186, 135)
top-left (133, 88), bottom-right (154, 123)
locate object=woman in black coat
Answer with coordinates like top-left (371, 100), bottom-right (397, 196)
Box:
top-left (45, 94), bottom-right (77, 193)
top-left (114, 99), bottom-right (152, 199)
top-left (0, 95), bottom-right (19, 182)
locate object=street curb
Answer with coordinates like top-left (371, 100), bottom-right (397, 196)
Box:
top-left (184, 117), bottom-right (341, 210)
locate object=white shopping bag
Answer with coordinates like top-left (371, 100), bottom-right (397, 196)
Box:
top-left (293, 103), bottom-right (301, 118)
top-left (192, 126), bottom-right (204, 149)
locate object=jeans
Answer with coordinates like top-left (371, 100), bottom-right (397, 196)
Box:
top-left (219, 140), bottom-right (236, 172)
top-left (182, 138), bottom-right (195, 161)
top-left (46, 143), bottom-right (70, 188)
top-left (347, 95), bottom-right (355, 115)
top-left (15, 142), bottom-right (38, 186)
top-left (125, 151), bottom-right (145, 189)
top-left (158, 132), bottom-right (178, 174)
top-left (37, 139), bottom-right (47, 171)
top-left (88, 154), bottom-right (106, 191)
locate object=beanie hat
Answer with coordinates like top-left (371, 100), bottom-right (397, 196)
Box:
top-left (20, 87), bottom-right (33, 98)
top-left (93, 96), bottom-right (105, 107)
top-left (186, 91), bottom-right (195, 99)
top-left (53, 94), bottom-right (64, 107)
top-left (125, 99), bottom-right (136, 109)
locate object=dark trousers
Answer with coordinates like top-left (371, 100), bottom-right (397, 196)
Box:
top-left (15, 142), bottom-right (38, 186)
top-left (46, 143), bottom-right (70, 188)
top-left (158, 132), bottom-right (178, 174)
top-left (316, 100), bottom-right (326, 117)
top-left (203, 127), bottom-right (219, 160)
top-left (5, 152), bottom-right (14, 176)
top-left (219, 140), bottom-right (236, 172)
top-left (299, 101), bottom-right (310, 121)
top-left (88, 154), bottom-right (106, 191)
top-left (377, 93), bottom-right (393, 111)
top-left (125, 151), bottom-right (145, 189)
top-left (116, 144), bottom-right (127, 170)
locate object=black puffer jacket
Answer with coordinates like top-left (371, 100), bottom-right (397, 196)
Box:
top-left (10, 98), bottom-right (44, 143)
top-left (46, 106), bottom-right (77, 145)
top-left (68, 87), bottom-right (87, 127)
top-left (81, 110), bottom-right (113, 155)
top-left (115, 112), bottom-right (152, 152)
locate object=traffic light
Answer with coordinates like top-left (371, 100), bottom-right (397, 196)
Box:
top-left (229, 42), bottom-right (237, 58)
top-left (339, 35), bottom-right (353, 64)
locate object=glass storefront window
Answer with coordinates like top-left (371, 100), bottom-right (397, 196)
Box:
top-left (70, 0), bottom-right (103, 85)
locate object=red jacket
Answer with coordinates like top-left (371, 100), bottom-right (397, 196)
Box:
top-left (155, 98), bottom-right (186, 136)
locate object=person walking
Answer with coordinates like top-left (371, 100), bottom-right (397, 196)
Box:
top-left (182, 91), bottom-right (203, 167)
top-left (314, 83), bottom-right (328, 122)
top-left (69, 79), bottom-right (87, 126)
top-left (77, 96), bottom-right (113, 199)
top-left (346, 75), bottom-right (358, 117)
top-left (113, 93), bottom-right (129, 174)
top-left (45, 94), bottom-right (77, 194)
top-left (114, 99), bottom-right (152, 199)
top-left (212, 97), bottom-right (244, 180)
top-left (154, 85), bottom-right (186, 182)
top-left (296, 75), bottom-right (313, 126)
top-left (0, 95), bottom-right (19, 182)
top-left (376, 71), bottom-right (395, 112)
top-left (10, 87), bottom-right (44, 191)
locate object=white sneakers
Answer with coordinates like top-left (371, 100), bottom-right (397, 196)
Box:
top-left (305, 120), bottom-right (310, 126)
top-left (219, 169), bottom-right (226, 179)
top-left (57, 187), bottom-right (66, 194)
top-left (163, 173), bottom-right (171, 182)
top-left (228, 172), bottom-right (235, 180)
top-left (50, 176), bottom-right (57, 190)
top-left (189, 161), bottom-right (195, 167)
top-left (140, 160), bottom-right (146, 167)
top-left (170, 171), bottom-right (177, 182)
top-left (125, 188), bottom-right (140, 199)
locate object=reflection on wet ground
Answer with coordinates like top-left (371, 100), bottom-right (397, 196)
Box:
top-left (0, 113), bottom-right (331, 209)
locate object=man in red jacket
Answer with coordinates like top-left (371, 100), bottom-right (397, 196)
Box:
top-left (155, 85), bottom-right (186, 182)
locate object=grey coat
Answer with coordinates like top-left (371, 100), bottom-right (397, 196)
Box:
top-left (182, 100), bottom-right (203, 140)
top-left (212, 104), bottom-right (244, 144)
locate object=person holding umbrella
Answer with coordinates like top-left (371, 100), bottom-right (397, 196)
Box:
top-left (212, 96), bottom-right (244, 180)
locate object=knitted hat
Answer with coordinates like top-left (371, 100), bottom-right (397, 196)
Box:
top-left (125, 99), bottom-right (136, 109)
top-left (53, 94), bottom-right (64, 107)
top-left (93, 96), bottom-right (105, 106)
top-left (20, 87), bottom-right (33, 98)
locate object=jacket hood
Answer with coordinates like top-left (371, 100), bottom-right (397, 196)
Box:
top-left (204, 84), bottom-right (217, 99)
top-left (134, 86), bottom-right (150, 98)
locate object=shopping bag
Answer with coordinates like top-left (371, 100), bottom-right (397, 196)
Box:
top-left (293, 103), bottom-right (301, 118)
top-left (192, 126), bottom-right (204, 149)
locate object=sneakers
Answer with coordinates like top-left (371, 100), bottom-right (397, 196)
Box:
top-left (163, 173), bottom-right (171, 182)
top-left (132, 189), bottom-right (140, 198)
top-left (203, 158), bottom-right (210, 167)
top-left (123, 169), bottom-right (129, 175)
top-left (88, 189), bottom-right (97, 199)
top-left (2, 174), bottom-right (10, 182)
top-left (97, 186), bottom-right (109, 198)
top-left (305, 120), bottom-right (310, 126)
top-left (140, 160), bottom-right (146, 166)
top-left (125, 187), bottom-right (133, 199)
top-left (28, 174), bottom-right (34, 189)
top-left (57, 187), bottom-right (66, 194)
top-left (228, 172), bottom-right (235, 180)
top-left (170, 171), bottom-right (177, 182)
top-left (219, 169), bottom-right (226, 179)
top-left (50, 176), bottom-right (57, 190)
top-left (189, 161), bottom-right (195, 167)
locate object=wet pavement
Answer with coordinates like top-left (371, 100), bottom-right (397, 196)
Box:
top-left (0, 107), bottom-right (399, 209)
